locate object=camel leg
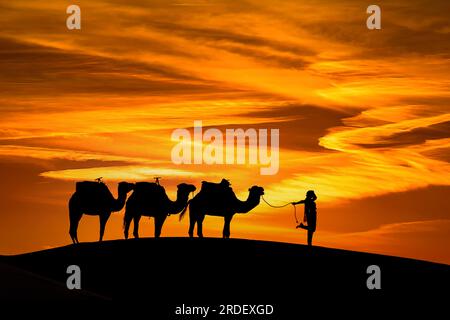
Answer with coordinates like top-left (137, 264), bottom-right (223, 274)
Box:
top-left (188, 208), bottom-right (196, 238)
top-left (197, 214), bottom-right (205, 238)
top-left (307, 231), bottom-right (314, 246)
top-left (99, 212), bottom-right (111, 242)
top-left (69, 208), bottom-right (82, 244)
top-left (123, 208), bottom-right (133, 239)
top-left (188, 218), bottom-right (195, 238)
top-left (223, 215), bottom-right (233, 239)
top-left (133, 215), bottom-right (141, 239)
top-left (154, 215), bottom-right (166, 238)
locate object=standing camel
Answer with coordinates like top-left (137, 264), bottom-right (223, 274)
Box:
top-left (69, 181), bottom-right (134, 243)
top-left (180, 180), bottom-right (264, 238)
top-left (124, 182), bottom-right (196, 239)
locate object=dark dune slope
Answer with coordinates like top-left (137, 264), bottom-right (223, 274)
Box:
top-left (1, 238), bottom-right (448, 315)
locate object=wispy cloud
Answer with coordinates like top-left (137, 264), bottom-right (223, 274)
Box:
top-left (40, 165), bottom-right (206, 180)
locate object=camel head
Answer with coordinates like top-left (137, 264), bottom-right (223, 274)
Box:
top-left (248, 186), bottom-right (264, 197)
top-left (118, 181), bottom-right (135, 194)
top-left (177, 183), bottom-right (196, 194)
top-left (233, 185), bottom-right (265, 214)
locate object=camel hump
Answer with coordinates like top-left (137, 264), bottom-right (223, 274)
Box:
top-left (75, 181), bottom-right (107, 193)
top-left (75, 181), bottom-right (109, 196)
top-left (133, 182), bottom-right (169, 203)
top-left (201, 179), bottom-right (232, 193)
top-left (135, 182), bottom-right (166, 193)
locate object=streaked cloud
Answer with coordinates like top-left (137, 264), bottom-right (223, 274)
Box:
top-left (40, 165), bottom-right (206, 180)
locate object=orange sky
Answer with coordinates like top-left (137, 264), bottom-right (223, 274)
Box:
top-left (0, 0), bottom-right (449, 264)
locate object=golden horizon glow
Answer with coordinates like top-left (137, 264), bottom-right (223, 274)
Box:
top-left (0, 0), bottom-right (449, 264)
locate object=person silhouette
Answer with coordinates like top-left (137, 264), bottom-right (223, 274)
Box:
top-left (292, 190), bottom-right (317, 246)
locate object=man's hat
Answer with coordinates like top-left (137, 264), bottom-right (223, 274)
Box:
top-left (306, 190), bottom-right (317, 199)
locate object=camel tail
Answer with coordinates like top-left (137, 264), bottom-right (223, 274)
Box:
top-left (179, 200), bottom-right (191, 221)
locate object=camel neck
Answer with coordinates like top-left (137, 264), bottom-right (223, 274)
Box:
top-left (168, 190), bottom-right (190, 214)
top-left (112, 188), bottom-right (127, 211)
top-left (235, 192), bottom-right (260, 213)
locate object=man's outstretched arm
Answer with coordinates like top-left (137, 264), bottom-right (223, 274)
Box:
top-left (292, 200), bottom-right (305, 205)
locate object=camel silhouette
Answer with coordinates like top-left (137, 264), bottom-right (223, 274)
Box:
top-left (180, 179), bottom-right (264, 238)
top-left (124, 182), bottom-right (196, 239)
top-left (69, 180), bottom-right (135, 243)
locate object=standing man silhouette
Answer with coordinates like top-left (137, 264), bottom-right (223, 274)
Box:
top-left (292, 190), bottom-right (317, 246)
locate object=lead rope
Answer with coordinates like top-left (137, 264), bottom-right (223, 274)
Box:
top-left (261, 195), bottom-right (298, 224)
